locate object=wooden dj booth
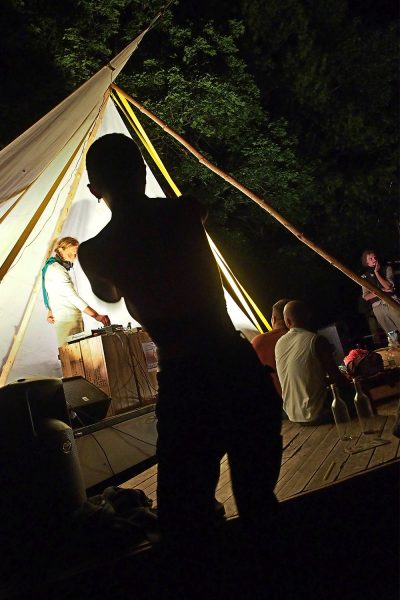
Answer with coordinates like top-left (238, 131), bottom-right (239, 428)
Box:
top-left (59, 328), bottom-right (159, 491)
top-left (59, 328), bottom-right (158, 415)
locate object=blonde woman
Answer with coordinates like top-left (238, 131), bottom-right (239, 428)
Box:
top-left (42, 236), bottom-right (110, 347)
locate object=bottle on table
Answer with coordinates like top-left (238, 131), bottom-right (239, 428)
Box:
top-left (330, 384), bottom-right (354, 441)
top-left (386, 331), bottom-right (398, 369)
top-left (387, 330), bottom-right (399, 348)
top-left (353, 377), bottom-right (378, 434)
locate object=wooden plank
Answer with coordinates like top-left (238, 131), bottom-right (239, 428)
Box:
top-left (369, 416), bottom-right (400, 467)
top-left (219, 454), bottom-right (230, 475)
top-left (130, 474), bottom-right (157, 496)
top-left (80, 337), bottom-right (111, 397)
top-left (281, 423), bottom-right (320, 462)
top-left (275, 425), bottom-right (329, 495)
top-left (116, 403), bottom-right (400, 523)
top-left (276, 425), bottom-right (334, 495)
top-left (336, 415), bottom-right (395, 478)
top-left (369, 383), bottom-right (400, 401)
top-left (215, 466), bottom-right (232, 493)
top-left (142, 479), bottom-right (157, 500)
top-left (334, 434), bottom-right (378, 480)
top-left (303, 426), bottom-right (354, 490)
top-left (281, 421), bottom-right (303, 459)
top-left (126, 330), bottom-right (158, 405)
top-left (59, 342), bottom-right (85, 378)
top-left (220, 494), bottom-right (238, 519)
top-left (276, 423), bottom-right (337, 499)
top-left (102, 334), bottom-right (141, 414)
top-left (281, 420), bottom-right (299, 440)
top-left (215, 479), bottom-right (234, 505)
top-left (121, 463), bottom-right (158, 489)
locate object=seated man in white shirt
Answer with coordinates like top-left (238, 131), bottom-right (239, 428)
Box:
top-left (275, 300), bottom-right (350, 424)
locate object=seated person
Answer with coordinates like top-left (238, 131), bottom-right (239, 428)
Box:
top-left (252, 298), bottom-right (290, 397)
top-left (275, 300), bottom-right (350, 424)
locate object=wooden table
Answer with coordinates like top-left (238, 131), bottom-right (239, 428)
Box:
top-left (375, 345), bottom-right (400, 369)
top-left (122, 397), bottom-right (400, 518)
top-left (359, 346), bottom-right (400, 402)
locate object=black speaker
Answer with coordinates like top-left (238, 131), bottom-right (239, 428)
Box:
top-left (62, 376), bottom-right (111, 427)
top-left (0, 377), bottom-right (87, 539)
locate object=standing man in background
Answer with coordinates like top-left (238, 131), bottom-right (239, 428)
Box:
top-left (360, 249), bottom-right (400, 335)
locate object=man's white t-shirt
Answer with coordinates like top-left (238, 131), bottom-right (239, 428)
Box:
top-left (275, 328), bottom-right (327, 422)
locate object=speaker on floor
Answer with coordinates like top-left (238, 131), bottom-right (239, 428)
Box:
top-left (62, 375), bottom-right (111, 427)
top-left (0, 377), bottom-right (87, 539)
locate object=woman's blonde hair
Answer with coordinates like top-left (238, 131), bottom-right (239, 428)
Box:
top-left (54, 236), bottom-right (79, 258)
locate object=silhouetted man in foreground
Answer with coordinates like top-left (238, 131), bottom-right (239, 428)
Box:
top-left (80, 134), bottom-right (282, 586)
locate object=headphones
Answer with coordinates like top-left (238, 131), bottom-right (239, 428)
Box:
top-left (55, 252), bottom-right (73, 271)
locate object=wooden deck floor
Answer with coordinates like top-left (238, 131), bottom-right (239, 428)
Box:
top-left (121, 397), bottom-right (400, 517)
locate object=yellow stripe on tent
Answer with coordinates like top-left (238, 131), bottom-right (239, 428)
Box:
top-left (209, 239), bottom-right (271, 332)
top-left (111, 93), bottom-right (149, 154)
top-left (112, 90), bottom-right (181, 197)
top-left (206, 235), bottom-right (264, 332)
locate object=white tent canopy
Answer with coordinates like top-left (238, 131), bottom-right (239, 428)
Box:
top-left (0, 27), bottom-right (151, 202)
top-left (0, 31), bottom-right (260, 386)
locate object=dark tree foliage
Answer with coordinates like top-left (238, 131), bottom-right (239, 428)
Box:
top-left (0, 0), bottom-right (69, 147)
top-left (241, 0), bottom-right (399, 259)
top-left (0, 0), bottom-right (398, 330)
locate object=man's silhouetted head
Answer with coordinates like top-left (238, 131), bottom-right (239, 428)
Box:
top-left (86, 134), bottom-right (146, 200)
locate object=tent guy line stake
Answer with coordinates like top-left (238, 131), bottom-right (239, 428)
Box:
top-left (111, 83), bottom-right (400, 315)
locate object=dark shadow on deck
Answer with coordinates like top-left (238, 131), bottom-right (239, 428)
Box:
top-left (1, 461), bottom-right (398, 600)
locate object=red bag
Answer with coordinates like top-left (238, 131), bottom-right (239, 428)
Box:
top-left (344, 349), bottom-right (384, 378)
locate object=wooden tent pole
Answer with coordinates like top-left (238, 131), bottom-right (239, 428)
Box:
top-left (0, 90), bottom-right (110, 386)
top-left (112, 84), bottom-right (400, 315)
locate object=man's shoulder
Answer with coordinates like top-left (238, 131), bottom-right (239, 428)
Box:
top-left (252, 331), bottom-right (271, 347)
top-left (275, 329), bottom-right (290, 348)
top-left (277, 327), bottom-right (313, 344)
